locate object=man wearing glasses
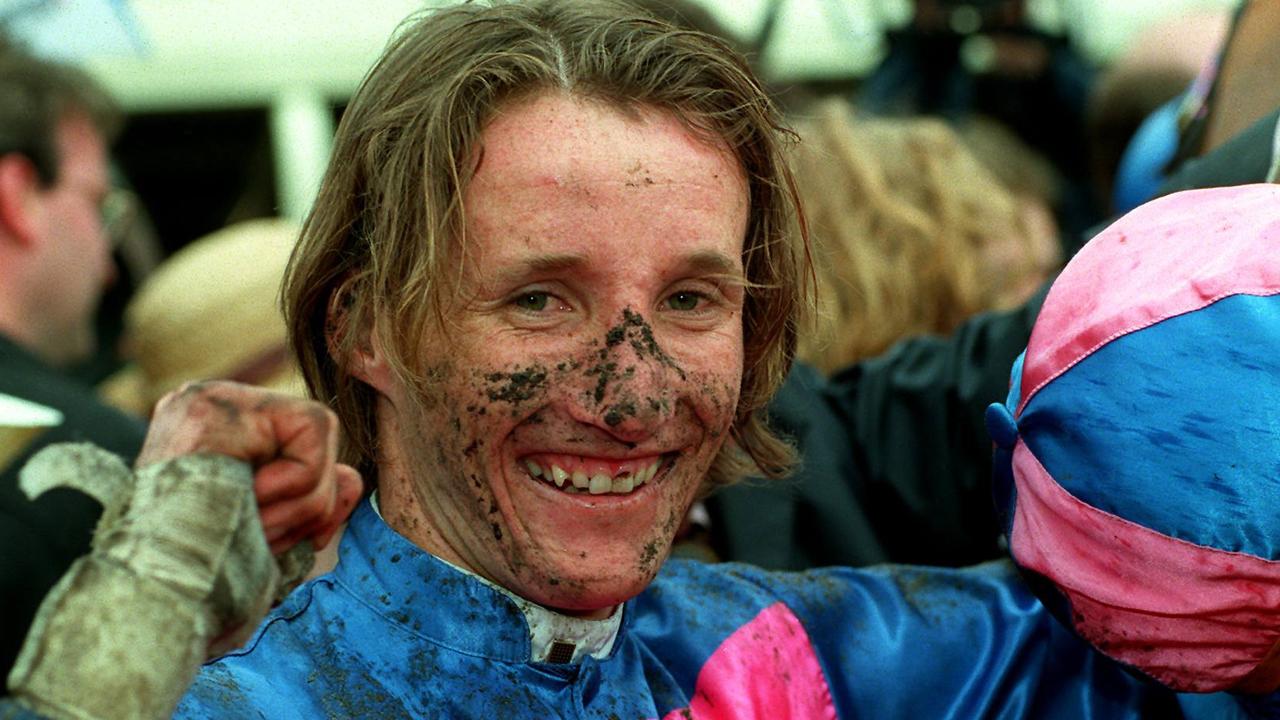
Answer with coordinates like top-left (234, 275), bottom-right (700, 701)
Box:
top-left (0, 35), bottom-right (146, 682)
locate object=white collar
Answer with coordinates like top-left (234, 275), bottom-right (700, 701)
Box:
top-left (369, 492), bottom-right (622, 664)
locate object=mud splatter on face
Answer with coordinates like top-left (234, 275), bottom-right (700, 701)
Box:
top-left (639, 540), bottom-right (660, 567)
top-left (586, 358), bottom-right (617, 405)
top-left (633, 503), bottom-right (684, 576)
top-left (694, 378), bottom-right (738, 439)
top-left (584, 308), bottom-right (685, 418)
top-left (603, 401), bottom-right (636, 427)
top-left (623, 160), bottom-right (656, 188)
top-left (610, 308), bottom-right (684, 376)
top-left (484, 365), bottom-right (549, 403)
top-left (555, 359), bottom-right (581, 373)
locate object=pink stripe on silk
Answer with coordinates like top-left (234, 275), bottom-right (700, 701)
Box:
top-left (1017, 184), bottom-right (1280, 413)
top-left (1009, 442), bottom-right (1280, 692)
top-left (655, 602), bottom-right (837, 720)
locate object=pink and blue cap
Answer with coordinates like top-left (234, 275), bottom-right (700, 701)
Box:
top-left (986, 183), bottom-right (1280, 693)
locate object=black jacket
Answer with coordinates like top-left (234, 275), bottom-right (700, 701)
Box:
top-left (709, 286), bottom-right (1047, 570)
top-left (0, 334), bottom-right (146, 680)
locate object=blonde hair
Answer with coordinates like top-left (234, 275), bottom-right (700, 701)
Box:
top-left (284, 0), bottom-right (810, 490)
top-left (794, 99), bottom-right (1049, 373)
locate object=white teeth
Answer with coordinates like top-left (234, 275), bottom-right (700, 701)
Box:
top-left (526, 459), bottom-right (662, 495)
top-left (637, 461), bottom-right (659, 485)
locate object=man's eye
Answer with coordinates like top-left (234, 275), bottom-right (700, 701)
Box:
top-left (666, 291), bottom-right (703, 311)
top-left (513, 292), bottom-right (550, 311)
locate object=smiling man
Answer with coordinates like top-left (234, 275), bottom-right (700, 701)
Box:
top-left (355, 92), bottom-right (754, 618)
top-left (168, 2), bottom-right (1270, 718)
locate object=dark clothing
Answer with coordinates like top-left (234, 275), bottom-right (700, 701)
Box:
top-left (709, 285), bottom-right (1047, 571)
top-left (0, 334), bottom-right (146, 681)
top-left (859, 28), bottom-right (1094, 183)
top-left (1157, 107), bottom-right (1280, 197)
top-left (859, 27), bottom-right (1101, 238)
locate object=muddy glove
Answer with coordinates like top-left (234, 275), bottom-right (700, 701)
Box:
top-left (6, 443), bottom-right (312, 720)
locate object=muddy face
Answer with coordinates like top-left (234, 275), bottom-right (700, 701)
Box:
top-left (357, 92), bottom-right (748, 617)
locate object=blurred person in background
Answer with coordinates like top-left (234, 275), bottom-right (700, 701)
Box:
top-left (0, 35), bottom-right (146, 681)
top-left (1173, 0), bottom-right (1280, 166)
top-left (1153, 0), bottom-right (1280, 198)
top-left (792, 98), bottom-right (1059, 375)
top-left (1086, 8), bottom-right (1228, 217)
top-left (700, 100), bottom-right (1061, 570)
top-left (99, 218), bottom-right (308, 419)
top-left (100, 217), bottom-right (341, 577)
top-left (859, 0), bottom-right (1099, 239)
top-left (955, 114), bottom-right (1064, 254)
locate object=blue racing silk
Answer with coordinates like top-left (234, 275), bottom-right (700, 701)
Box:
top-left (173, 501), bottom-right (1255, 719)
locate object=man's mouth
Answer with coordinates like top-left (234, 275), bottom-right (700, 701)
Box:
top-left (521, 453), bottom-right (668, 495)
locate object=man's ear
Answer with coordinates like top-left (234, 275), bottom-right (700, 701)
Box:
top-left (0, 154), bottom-right (43, 246)
top-left (350, 323), bottom-right (396, 396)
top-left (327, 283), bottom-right (395, 395)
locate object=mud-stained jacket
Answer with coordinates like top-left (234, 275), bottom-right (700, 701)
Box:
top-left (175, 501), bottom-right (1258, 719)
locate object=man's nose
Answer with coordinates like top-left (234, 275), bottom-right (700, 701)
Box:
top-left (567, 310), bottom-right (682, 442)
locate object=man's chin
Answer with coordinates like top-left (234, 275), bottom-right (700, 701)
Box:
top-left (517, 566), bottom-right (661, 620)
top-left (44, 330), bottom-right (96, 369)
top-left (547, 601), bottom-right (622, 622)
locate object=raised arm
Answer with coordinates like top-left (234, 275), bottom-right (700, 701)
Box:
top-left (5, 381), bottom-right (361, 720)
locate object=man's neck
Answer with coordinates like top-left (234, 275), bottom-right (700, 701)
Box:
top-left (368, 491), bottom-right (623, 664)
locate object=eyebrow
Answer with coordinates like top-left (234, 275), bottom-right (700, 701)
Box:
top-left (486, 247), bottom-right (744, 290)
top-left (678, 250), bottom-right (742, 279)
top-left (488, 252), bottom-right (587, 286)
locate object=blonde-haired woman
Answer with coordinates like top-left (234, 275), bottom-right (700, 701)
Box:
top-left (794, 98), bottom-right (1060, 374)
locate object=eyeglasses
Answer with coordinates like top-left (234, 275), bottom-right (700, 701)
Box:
top-left (99, 187), bottom-right (138, 250)
top-left (59, 178), bottom-right (139, 250)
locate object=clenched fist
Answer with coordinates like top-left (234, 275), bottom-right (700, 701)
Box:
top-left (140, 380), bottom-right (362, 554)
